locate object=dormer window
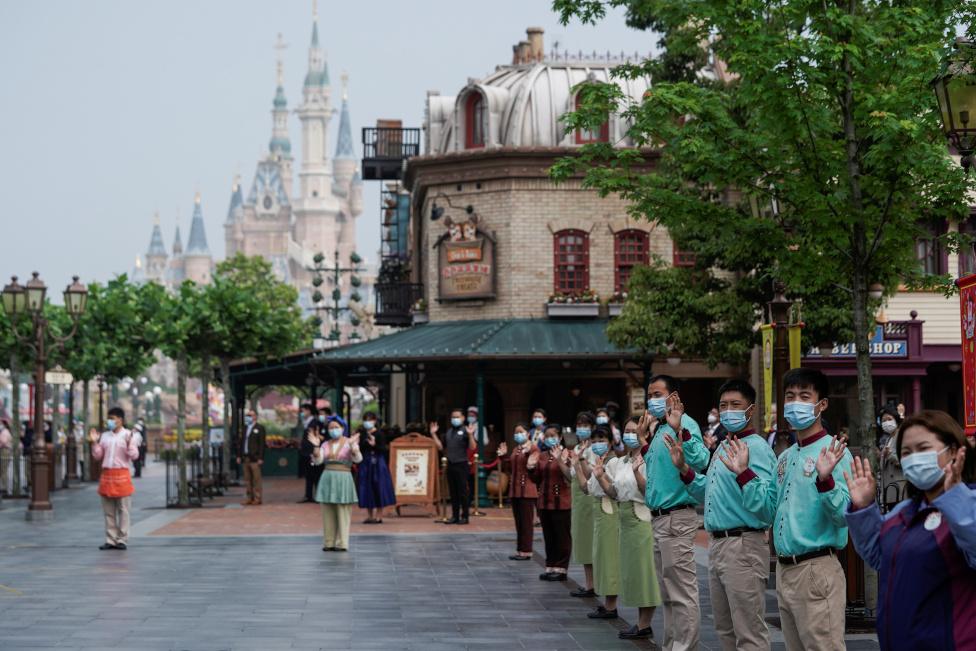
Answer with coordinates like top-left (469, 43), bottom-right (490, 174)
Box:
top-left (574, 93), bottom-right (609, 144)
top-left (466, 92), bottom-right (486, 148)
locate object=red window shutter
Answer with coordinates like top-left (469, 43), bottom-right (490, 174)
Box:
top-left (466, 93), bottom-right (485, 149)
top-left (553, 230), bottom-right (590, 294)
top-left (574, 93), bottom-right (610, 144)
top-left (614, 229), bottom-right (649, 292)
top-left (672, 242), bottom-right (696, 268)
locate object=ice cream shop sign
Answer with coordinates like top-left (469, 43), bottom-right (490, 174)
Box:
top-left (806, 325), bottom-right (908, 358)
top-left (436, 213), bottom-right (496, 301)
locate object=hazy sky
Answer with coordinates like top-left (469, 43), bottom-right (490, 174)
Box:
top-left (0, 0), bottom-right (656, 294)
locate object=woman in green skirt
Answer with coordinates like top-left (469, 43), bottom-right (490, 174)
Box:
top-left (569, 411), bottom-right (597, 598)
top-left (575, 425), bottom-right (620, 620)
top-left (308, 416), bottom-right (363, 552)
top-left (601, 415), bottom-right (661, 641)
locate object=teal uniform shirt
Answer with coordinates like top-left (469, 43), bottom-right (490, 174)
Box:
top-left (740, 430), bottom-right (853, 557)
top-left (644, 413), bottom-right (709, 511)
top-left (681, 430), bottom-right (777, 532)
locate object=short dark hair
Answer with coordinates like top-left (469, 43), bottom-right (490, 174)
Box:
top-left (591, 425), bottom-right (612, 440)
top-left (648, 374), bottom-right (679, 394)
top-left (897, 410), bottom-right (976, 498)
top-left (544, 424), bottom-right (561, 438)
top-left (595, 407), bottom-right (609, 417)
top-left (300, 403), bottom-right (317, 415)
top-left (718, 379), bottom-right (757, 405)
top-left (362, 411), bottom-right (377, 421)
top-left (450, 407), bottom-right (465, 417)
top-left (783, 367), bottom-right (829, 402)
top-left (108, 407), bottom-right (125, 420)
top-left (533, 408), bottom-right (547, 418)
top-left (514, 421), bottom-right (528, 431)
top-left (576, 411), bottom-right (595, 426)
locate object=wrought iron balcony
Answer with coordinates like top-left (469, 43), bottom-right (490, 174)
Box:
top-left (374, 282), bottom-right (424, 327)
top-left (362, 127), bottom-right (421, 181)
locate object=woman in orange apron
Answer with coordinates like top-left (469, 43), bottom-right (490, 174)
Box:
top-left (90, 407), bottom-right (139, 550)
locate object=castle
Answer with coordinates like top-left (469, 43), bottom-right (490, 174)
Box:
top-left (135, 8), bottom-right (363, 304)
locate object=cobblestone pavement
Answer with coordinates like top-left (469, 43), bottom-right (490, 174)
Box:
top-left (0, 462), bottom-right (880, 650)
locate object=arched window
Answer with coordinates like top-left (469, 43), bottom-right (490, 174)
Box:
top-left (614, 229), bottom-right (649, 292)
top-left (574, 93), bottom-right (609, 144)
top-left (465, 92), bottom-right (486, 148)
top-left (553, 229), bottom-right (590, 294)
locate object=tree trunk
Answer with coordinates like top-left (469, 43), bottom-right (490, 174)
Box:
top-left (220, 358), bottom-right (233, 485)
top-left (200, 355), bottom-right (211, 479)
top-left (176, 353), bottom-right (189, 506)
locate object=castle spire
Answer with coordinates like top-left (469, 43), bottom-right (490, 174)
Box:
top-left (303, 0), bottom-right (329, 89)
top-left (269, 32), bottom-right (292, 157)
top-left (334, 72), bottom-right (355, 160)
top-left (147, 212), bottom-right (167, 257)
top-left (185, 192), bottom-right (210, 255)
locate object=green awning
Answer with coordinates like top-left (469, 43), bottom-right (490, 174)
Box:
top-left (316, 319), bottom-right (641, 363)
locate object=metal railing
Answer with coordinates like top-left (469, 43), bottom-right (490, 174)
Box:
top-left (374, 282), bottom-right (424, 327)
top-left (362, 127), bottom-right (421, 160)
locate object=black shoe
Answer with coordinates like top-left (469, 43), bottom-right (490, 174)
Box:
top-left (444, 518), bottom-right (460, 525)
top-left (98, 543), bottom-right (116, 551)
top-left (570, 587), bottom-right (597, 598)
top-left (114, 543), bottom-right (127, 550)
top-left (509, 554), bottom-right (532, 561)
top-left (587, 606), bottom-right (618, 619)
top-left (539, 572), bottom-right (566, 581)
top-left (297, 498), bottom-right (314, 503)
top-left (618, 625), bottom-right (654, 640)
top-left (458, 517), bottom-right (469, 525)
top-left (323, 547), bottom-right (335, 552)
top-left (335, 547), bottom-right (348, 552)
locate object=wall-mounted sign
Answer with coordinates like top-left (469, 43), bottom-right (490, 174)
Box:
top-left (804, 325), bottom-right (907, 359)
top-left (436, 213), bottom-right (496, 301)
top-left (958, 274), bottom-right (976, 435)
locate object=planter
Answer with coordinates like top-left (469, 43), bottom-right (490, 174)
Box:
top-left (546, 302), bottom-right (600, 318)
top-left (412, 312), bottom-right (429, 325)
top-left (607, 303), bottom-right (624, 317)
top-left (263, 447), bottom-right (299, 476)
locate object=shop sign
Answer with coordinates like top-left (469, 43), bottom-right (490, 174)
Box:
top-left (436, 214), bottom-right (496, 300)
top-left (806, 326), bottom-right (907, 358)
top-left (957, 274), bottom-right (976, 435)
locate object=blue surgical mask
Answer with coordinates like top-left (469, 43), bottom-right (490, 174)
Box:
top-left (647, 397), bottom-right (667, 418)
top-left (544, 436), bottom-right (560, 449)
top-left (318, 415), bottom-right (326, 423)
top-left (720, 408), bottom-right (750, 433)
top-left (784, 401), bottom-right (819, 431)
top-left (244, 416), bottom-right (254, 426)
top-left (532, 417), bottom-right (544, 427)
top-left (328, 428), bottom-right (343, 440)
top-left (467, 415), bottom-right (477, 424)
top-left (363, 420), bottom-right (376, 431)
top-left (513, 432), bottom-right (527, 445)
top-left (596, 416), bottom-right (609, 425)
top-left (623, 433), bottom-right (639, 448)
top-left (106, 419), bottom-right (117, 431)
top-left (576, 427), bottom-right (592, 440)
top-left (590, 442), bottom-right (609, 456)
top-left (451, 417), bottom-right (463, 427)
top-left (902, 448), bottom-right (947, 490)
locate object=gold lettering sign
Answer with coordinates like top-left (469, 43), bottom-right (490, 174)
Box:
top-left (437, 228), bottom-right (496, 301)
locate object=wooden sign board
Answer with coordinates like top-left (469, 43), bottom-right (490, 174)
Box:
top-left (389, 433), bottom-right (439, 516)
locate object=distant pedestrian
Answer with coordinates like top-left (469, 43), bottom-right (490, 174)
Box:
top-left (237, 409), bottom-right (266, 505)
top-left (130, 418), bottom-right (145, 478)
top-left (309, 416), bottom-right (362, 552)
top-left (357, 412), bottom-right (396, 523)
top-left (430, 408), bottom-right (477, 525)
top-left (90, 407), bottom-right (139, 550)
top-left (704, 407), bottom-right (726, 452)
top-left (877, 405), bottom-right (905, 511)
top-left (0, 419), bottom-right (11, 494)
top-left (528, 424), bottom-right (572, 581)
top-left (496, 422), bottom-right (537, 560)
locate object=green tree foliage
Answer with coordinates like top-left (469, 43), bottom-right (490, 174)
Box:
top-left (552, 0), bottom-right (975, 446)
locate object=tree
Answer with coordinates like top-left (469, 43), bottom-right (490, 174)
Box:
top-left (553, 0), bottom-right (976, 448)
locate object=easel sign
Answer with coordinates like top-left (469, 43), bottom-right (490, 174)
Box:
top-left (389, 433), bottom-right (439, 516)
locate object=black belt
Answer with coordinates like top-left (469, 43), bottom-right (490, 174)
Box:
top-left (711, 527), bottom-right (765, 539)
top-left (650, 503), bottom-right (695, 518)
top-left (777, 548), bottom-right (837, 566)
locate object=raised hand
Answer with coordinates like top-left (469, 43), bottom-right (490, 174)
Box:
top-left (350, 433), bottom-right (361, 446)
top-left (664, 434), bottom-right (687, 472)
top-left (630, 452), bottom-right (645, 473)
top-left (465, 423), bottom-right (477, 436)
top-left (636, 412), bottom-right (652, 437)
top-left (306, 431), bottom-right (323, 447)
top-left (497, 442), bottom-right (508, 457)
top-left (666, 393), bottom-right (685, 432)
top-left (593, 455), bottom-right (606, 479)
top-left (703, 431), bottom-right (718, 450)
top-left (527, 448), bottom-right (541, 469)
top-left (843, 456), bottom-right (876, 511)
top-left (367, 433), bottom-right (376, 447)
top-left (719, 438), bottom-right (750, 475)
top-left (944, 447), bottom-right (967, 492)
top-left (88, 428), bottom-right (100, 444)
top-left (816, 436), bottom-right (848, 482)
top-left (428, 421), bottom-right (439, 437)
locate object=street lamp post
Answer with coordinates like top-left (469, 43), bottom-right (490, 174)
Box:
top-left (932, 38), bottom-right (976, 171)
top-left (2, 273), bottom-right (88, 520)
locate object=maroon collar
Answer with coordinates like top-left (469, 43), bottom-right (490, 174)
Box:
top-left (797, 429), bottom-right (828, 448)
top-left (731, 429), bottom-right (758, 440)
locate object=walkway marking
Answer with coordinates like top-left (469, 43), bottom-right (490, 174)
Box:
top-left (0, 583), bottom-right (23, 595)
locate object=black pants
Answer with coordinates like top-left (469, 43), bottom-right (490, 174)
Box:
top-left (538, 508), bottom-right (571, 569)
top-left (446, 461), bottom-right (469, 520)
top-left (303, 457), bottom-right (323, 500)
top-left (133, 456), bottom-right (142, 477)
top-left (511, 497), bottom-right (536, 554)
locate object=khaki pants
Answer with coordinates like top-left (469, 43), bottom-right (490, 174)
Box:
top-left (101, 495), bottom-right (131, 546)
top-left (243, 461), bottom-right (263, 503)
top-left (653, 507), bottom-right (701, 651)
top-left (776, 554), bottom-right (846, 651)
top-left (321, 503), bottom-right (352, 550)
top-left (709, 531), bottom-right (770, 651)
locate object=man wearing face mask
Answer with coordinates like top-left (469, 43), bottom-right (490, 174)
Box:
top-left (89, 407), bottom-right (139, 550)
top-left (430, 408), bottom-right (477, 524)
top-left (528, 408), bottom-right (548, 444)
top-left (672, 379), bottom-right (777, 651)
top-left (237, 409), bottom-right (266, 505)
top-left (297, 403), bottom-right (322, 504)
top-left (728, 367), bottom-right (852, 651)
top-left (642, 374), bottom-right (709, 651)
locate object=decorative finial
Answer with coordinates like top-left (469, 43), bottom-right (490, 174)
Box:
top-left (274, 33), bottom-right (288, 86)
top-left (135, 256), bottom-right (142, 269)
top-left (341, 72), bottom-right (348, 101)
top-left (313, 0), bottom-right (318, 21)
top-left (233, 173), bottom-right (241, 191)
top-left (153, 211), bottom-right (160, 226)
top-left (194, 191), bottom-right (201, 205)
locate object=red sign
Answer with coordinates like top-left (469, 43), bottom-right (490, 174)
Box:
top-left (957, 274), bottom-right (976, 435)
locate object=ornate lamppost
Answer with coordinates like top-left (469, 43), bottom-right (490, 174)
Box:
top-left (2, 273), bottom-right (88, 520)
top-left (308, 251), bottom-right (366, 349)
top-left (932, 38), bottom-right (976, 172)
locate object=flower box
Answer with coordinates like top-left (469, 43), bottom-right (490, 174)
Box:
top-left (607, 303), bottom-right (624, 317)
top-left (412, 312), bottom-right (429, 325)
top-left (546, 302), bottom-right (600, 318)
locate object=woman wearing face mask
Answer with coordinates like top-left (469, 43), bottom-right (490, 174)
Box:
top-left (528, 424), bottom-right (572, 580)
top-left (308, 415), bottom-right (362, 552)
top-left (357, 411), bottom-right (396, 524)
top-left (845, 410), bottom-right (976, 650)
top-left (529, 409), bottom-right (548, 444)
top-left (877, 406), bottom-right (904, 511)
top-left (497, 423), bottom-right (537, 560)
top-left (567, 412), bottom-right (597, 597)
top-left (574, 426), bottom-right (620, 621)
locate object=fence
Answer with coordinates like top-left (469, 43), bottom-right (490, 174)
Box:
top-left (164, 447), bottom-right (204, 508)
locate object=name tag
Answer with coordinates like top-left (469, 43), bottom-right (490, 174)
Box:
top-left (803, 457), bottom-right (816, 477)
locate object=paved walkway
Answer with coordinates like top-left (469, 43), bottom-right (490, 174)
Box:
top-left (0, 461), bottom-right (880, 650)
